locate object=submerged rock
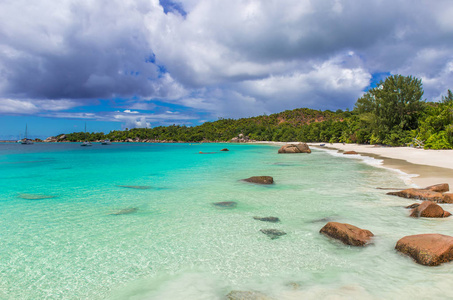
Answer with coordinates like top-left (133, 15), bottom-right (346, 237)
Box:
top-left (309, 217), bottom-right (334, 223)
top-left (387, 188), bottom-right (443, 202)
top-left (405, 203), bottom-right (420, 209)
top-left (260, 229), bottom-right (286, 239)
top-left (395, 234), bottom-right (453, 266)
top-left (343, 151), bottom-right (359, 155)
top-left (409, 201), bottom-right (451, 218)
top-left (278, 143), bottom-right (311, 154)
top-left (109, 207), bottom-right (138, 215)
top-left (425, 183), bottom-right (449, 193)
top-left (18, 193), bottom-right (56, 200)
top-left (199, 151), bottom-right (216, 154)
top-left (117, 185), bottom-right (152, 190)
top-left (213, 201), bottom-right (237, 208)
top-left (242, 176), bottom-right (274, 185)
top-left (320, 222), bottom-right (374, 246)
top-left (226, 290), bottom-right (274, 300)
top-left (253, 216), bottom-right (280, 223)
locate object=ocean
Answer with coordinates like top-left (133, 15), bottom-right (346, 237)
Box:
top-left (0, 142), bottom-right (452, 299)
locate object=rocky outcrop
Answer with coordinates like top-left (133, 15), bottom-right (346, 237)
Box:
top-left (220, 148), bottom-right (229, 151)
top-left (443, 193), bottom-right (453, 203)
top-left (395, 234), bottom-right (453, 266)
top-left (278, 143), bottom-right (311, 154)
top-left (242, 176), bottom-right (274, 184)
top-left (226, 290), bottom-right (274, 300)
top-left (260, 229), bottom-right (286, 239)
top-left (409, 201), bottom-right (451, 218)
top-left (320, 222), bottom-right (374, 246)
top-left (213, 201), bottom-right (237, 208)
top-left (387, 188), bottom-right (444, 202)
top-left (253, 216), bottom-right (280, 223)
top-left (343, 151), bottom-right (358, 155)
top-left (231, 133), bottom-right (255, 143)
top-left (425, 183), bottom-right (449, 193)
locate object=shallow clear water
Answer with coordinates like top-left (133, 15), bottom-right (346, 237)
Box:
top-left (0, 143), bottom-right (452, 299)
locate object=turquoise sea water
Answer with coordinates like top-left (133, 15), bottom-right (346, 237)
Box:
top-left (1, 143), bottom-right (452, 299)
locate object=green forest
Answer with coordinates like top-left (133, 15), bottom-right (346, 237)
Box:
top-left (62, 75), bottom-right (453, 149)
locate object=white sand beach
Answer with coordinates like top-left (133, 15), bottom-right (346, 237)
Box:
top-left (309, 143), bottom-right (453, 189)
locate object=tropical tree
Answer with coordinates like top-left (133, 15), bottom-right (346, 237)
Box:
top-left (355, 75), bottom-right (424, 145)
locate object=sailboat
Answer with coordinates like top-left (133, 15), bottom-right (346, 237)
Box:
top-left (81, 123), bottom-right (92, 146)
top-left (20, 124), bottom-right (34, 145)
top-left (100, 139), bottom-right (111, 145)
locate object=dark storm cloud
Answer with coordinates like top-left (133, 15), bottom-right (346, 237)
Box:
top-left (1, 0), bottom-right (453, 123)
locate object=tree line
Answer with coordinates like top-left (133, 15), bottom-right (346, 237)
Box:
top-left (61, 75), bottom-right (453, 149)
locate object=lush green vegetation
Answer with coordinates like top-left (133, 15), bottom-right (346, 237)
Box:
top-left (61, 75), bottom-right (453, 149)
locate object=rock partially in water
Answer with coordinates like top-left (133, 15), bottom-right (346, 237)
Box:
top-left (387, 188), bottom-right (444, 202)
top-left (395, 234), bottom-right (453, 266)
top-left (117, 185), bottom-right (152, 190)
top-left (425, 183), bottom-right (449, 193)
top-left (320, 222), bottom-right (374, 246)
top-left (253, 216), bottom-right (280, 223)
top-left (18, 193), bottom-right (56, 200)
top-left (409, 201), bottom-right (451, 218)
top-left (220, 148), bottom-right (229, 151)
top-left (442, 193), bottom-right (453, 203)
top-left (226, 290), bottom-right (274, 300)
top-left (260, 229), bottom-right (287, 239)
top-left (242, 176), bottom-right (274, 185)
top-left (213, 201), bottom-right (237, 208)
top-left (109, 207), bottom-right (139, 215)
top-left (278, 143), bottom-right (311, 154)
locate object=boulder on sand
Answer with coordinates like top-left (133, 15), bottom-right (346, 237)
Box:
top-left (242, 176), bottom-right (274, 185)
top-left (387, 188), bottom-right (443, 202)
top-left (395, 234), bottom-right (453, 266)
top-left (409, 201), bottom-right (451, 218)
top-left (343, 151), bottom-right (358, 155)
top-left (320, 222), bottom-right (374, 246)
top-left (278, 143), bottom-right (311, 154)
top-left (425, 183), bottom-right (449, 193)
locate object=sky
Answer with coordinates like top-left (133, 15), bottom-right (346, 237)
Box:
top-left (1, 0), bottom-right (453, 139)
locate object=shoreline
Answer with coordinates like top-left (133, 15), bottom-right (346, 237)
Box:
top-left (308, 143), bottom-right (453, 189)
top-left (4, 139), bottom-right (453, 188)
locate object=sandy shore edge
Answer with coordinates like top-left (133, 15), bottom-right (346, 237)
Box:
top-left (306, 143), bottom-right (453, 189)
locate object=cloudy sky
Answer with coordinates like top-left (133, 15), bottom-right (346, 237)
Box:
top-left (1, 0), bottom-right (453, 139)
